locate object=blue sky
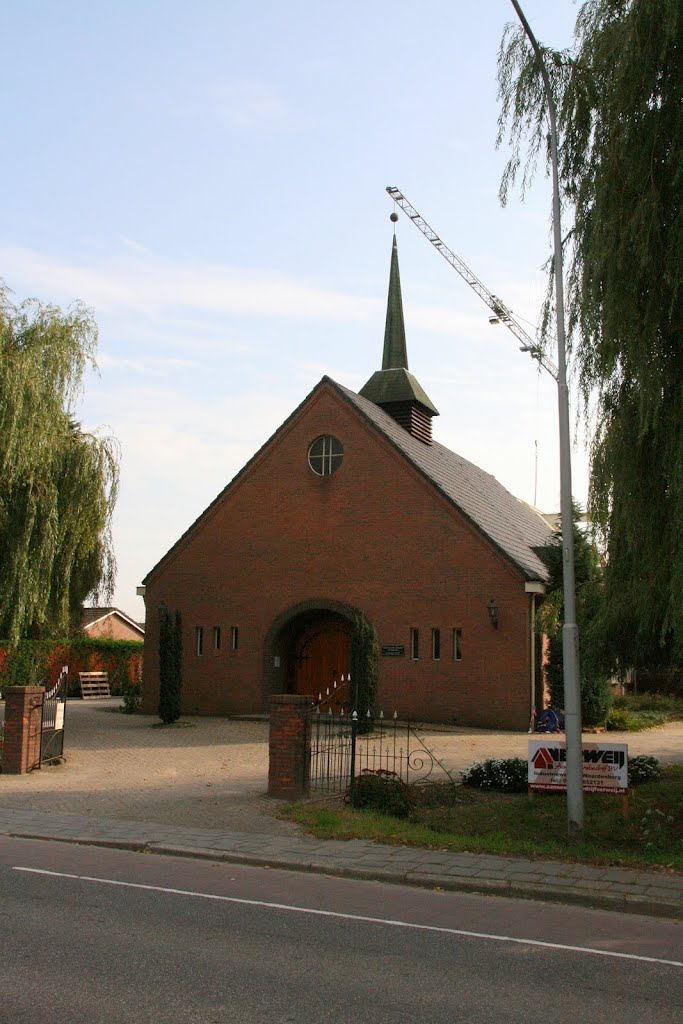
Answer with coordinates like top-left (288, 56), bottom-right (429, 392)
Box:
top-left (2, 1), bottom-right (585, 619)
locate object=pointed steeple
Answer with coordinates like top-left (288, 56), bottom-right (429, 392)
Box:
top-left (359, 233), bottom-right (439, 444)
top-left (382, 236), bottom-right (409, 370)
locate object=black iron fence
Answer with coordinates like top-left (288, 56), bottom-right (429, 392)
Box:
top-left (308, 708), bottom-right (454, 794)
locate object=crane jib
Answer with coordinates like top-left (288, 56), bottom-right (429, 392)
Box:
top-left (384, 186), bottom-right (559, 382)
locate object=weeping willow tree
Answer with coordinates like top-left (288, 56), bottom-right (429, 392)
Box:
top-left (0, 282), bottom-right (119, 644)
top-left (497, 0), bottom-right (682, 674)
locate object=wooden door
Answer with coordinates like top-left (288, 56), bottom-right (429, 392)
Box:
top-left (292, 623), bottom-right (351, 707)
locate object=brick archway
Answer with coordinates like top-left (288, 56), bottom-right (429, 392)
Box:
top-left (262, 599), bottom-right (360, 706)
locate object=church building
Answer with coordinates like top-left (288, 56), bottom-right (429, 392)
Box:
top-left (139, 236), bottom-right (552, 729)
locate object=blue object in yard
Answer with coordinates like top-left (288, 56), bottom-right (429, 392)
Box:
top-left (536, 708), bottom-right (565, 733)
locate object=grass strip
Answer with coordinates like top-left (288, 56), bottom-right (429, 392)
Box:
top-left (283, 765), bottom-right (683, 872)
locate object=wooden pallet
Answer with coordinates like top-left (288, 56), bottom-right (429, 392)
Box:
top-left (79, 671), bottom-right (111, 699)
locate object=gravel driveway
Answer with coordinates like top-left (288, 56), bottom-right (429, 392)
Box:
top-left (1, 699), bottom-right (682, 835)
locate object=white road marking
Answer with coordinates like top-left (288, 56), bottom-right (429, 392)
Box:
top-left (13, 866), bottom-right (683, 968)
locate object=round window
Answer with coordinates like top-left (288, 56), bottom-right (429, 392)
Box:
top-left (308, 435), bottom-right (344, 476)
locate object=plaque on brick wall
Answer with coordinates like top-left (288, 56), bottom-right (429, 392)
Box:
top-left (381, 645), bottom-right (405, 657)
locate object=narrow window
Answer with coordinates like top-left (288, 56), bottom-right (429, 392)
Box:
top-left (432, 628), bottom-right (441, 661)
top-left (213, 626), bottom-right (221, 651)
top-left (453, 628), bottom-right (462, 661)
top-left (230, 625), bottom-right (239, 651)
top-left (195, 626), bottom-right (204, 656)
top-left (410, 627), bottom-right (419, 660)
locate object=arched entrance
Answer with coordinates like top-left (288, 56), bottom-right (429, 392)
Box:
top-left (264, 602), bottom-right (356, 711)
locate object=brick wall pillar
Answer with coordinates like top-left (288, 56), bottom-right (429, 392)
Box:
top-left (2, 686), bottom-right (44, 774)
top-left (268, 694), bottom-right (312, 799)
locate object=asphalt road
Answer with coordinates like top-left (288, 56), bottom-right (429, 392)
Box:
top-left (1, 837), bottom-right (682, 1024)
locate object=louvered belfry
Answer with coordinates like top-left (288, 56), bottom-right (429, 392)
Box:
top-left (359, 234), bottom-right (439, 444)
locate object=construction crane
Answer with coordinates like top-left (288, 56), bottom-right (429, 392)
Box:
top-left (386, 186), bottom-right (559, 381)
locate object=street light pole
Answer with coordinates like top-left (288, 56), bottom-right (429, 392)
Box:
top-left (510, 0), bottom-right (584, 839)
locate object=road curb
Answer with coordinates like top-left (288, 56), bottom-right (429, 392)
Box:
top-left (5, 828), bottom-right (681, 920)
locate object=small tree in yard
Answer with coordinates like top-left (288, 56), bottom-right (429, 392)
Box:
top-left (158, 608), bottom-right (182, 724)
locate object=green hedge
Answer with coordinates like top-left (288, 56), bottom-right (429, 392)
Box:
top-left (0, 638), bottom-right (143, 696)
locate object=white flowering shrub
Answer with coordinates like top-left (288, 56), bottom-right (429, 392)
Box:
top-left (628, 755), bottom-right (661, 785)
top-left (461, 757), bottom-right (528, 793)
top-left (638, 807), bottom-right (676, 851)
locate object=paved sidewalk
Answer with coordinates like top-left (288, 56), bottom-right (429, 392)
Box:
top-left (1, 805), bottom-right (681, 920)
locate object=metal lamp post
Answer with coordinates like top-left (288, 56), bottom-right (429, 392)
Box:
top-left (510, 0), bottom-right (585, 839)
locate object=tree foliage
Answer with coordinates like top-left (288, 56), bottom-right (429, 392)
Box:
top-left (537, 507), bottom-right (612, 725)
top-left (0, 283), bottom-right (119, 644)
top-left (497, 0), bottom-right (682, 672)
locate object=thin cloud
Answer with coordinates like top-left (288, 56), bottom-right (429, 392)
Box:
top-left (98, 354), bottom-right (146, 373)
top-left (178, 78), bottom-right (295, 131)
top-left (1, 245), bottom-right (509, 341)
top-left (97, 353), bottom-right (200, 374)
top-left (1, 245), bottom-right (380, 321)
top-left (119, 235), bottom-right (148, 253)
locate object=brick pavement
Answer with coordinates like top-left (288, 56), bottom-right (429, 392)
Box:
top-left (0, 700), bottom-right (290, 834)
top-left (1, 699), bottom-right (682, 917)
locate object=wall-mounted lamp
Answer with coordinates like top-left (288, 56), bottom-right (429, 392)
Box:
top-left (487, 598), bottom-right (499, 629)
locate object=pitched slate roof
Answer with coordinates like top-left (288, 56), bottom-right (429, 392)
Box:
top-left (332, 379), bottom-right (552, 581)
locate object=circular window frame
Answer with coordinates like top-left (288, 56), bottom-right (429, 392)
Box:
top-left (308, 435), bottom-right (344, 477)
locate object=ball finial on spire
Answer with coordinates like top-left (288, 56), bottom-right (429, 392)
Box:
top-left (390, 211), bottom-right (399, 223)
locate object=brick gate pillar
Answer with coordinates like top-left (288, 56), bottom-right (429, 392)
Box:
top-left (268, 694), bottom-right (312, 799)
top-left (2, 686), bottom-right (44, 774)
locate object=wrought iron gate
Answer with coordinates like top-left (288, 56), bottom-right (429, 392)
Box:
top-left (308, 708), bottom-right (455, 794)
top-left (40, 665), bottom-right (68, 765)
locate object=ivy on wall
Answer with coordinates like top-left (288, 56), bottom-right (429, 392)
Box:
top-left (350, 612), bottom-right (378, 730)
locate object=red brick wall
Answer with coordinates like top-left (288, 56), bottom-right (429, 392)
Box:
top-left (141, 384), bottom-right (534, 729)
top-left (2, 686), bottom-right (44, 773)
top-left (267, 694), bottom-right (311, 798)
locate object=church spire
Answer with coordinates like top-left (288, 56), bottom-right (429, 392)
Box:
top-left (382, 235), bottom-right (409, 370)
top-left (359, 228), bottom-right (439, 444)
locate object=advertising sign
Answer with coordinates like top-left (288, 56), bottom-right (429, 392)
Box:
top-left (528, 740), bottom-right (629, 794)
